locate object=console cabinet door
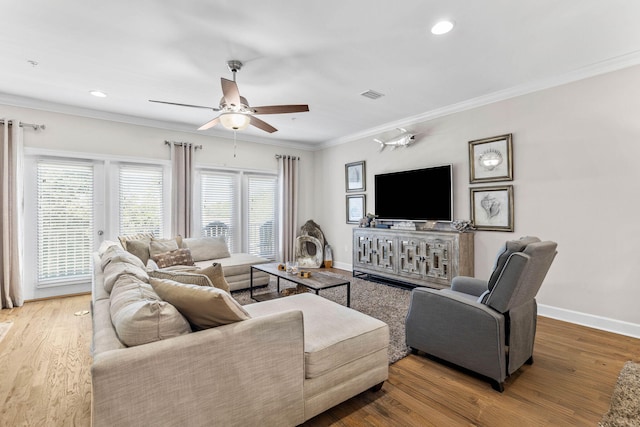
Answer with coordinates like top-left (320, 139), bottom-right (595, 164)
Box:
top-left (353, 231), bottom-right (395, 275)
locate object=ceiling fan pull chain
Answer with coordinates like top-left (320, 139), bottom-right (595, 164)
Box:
top-left (233, 130), bottom-right (237, 158)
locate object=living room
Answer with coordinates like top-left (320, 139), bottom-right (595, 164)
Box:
top-left (2, 1), bottom-right (640, 426)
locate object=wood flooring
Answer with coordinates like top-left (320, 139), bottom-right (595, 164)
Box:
top-left (1, 288), bottom-right (639, 426)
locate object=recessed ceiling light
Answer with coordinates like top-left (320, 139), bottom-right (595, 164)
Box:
top-left (90, 90), bottom-right (107, 98)
top-left (431, 20), bottom-right (454, 35)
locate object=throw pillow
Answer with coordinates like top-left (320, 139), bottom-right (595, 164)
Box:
top-left (126, 239), bottom-right (151, 265)
top-left (182, 236), bottom-right (231, 261)
top-left (100, 245), bottom-right (146, 270)
top-left (110, 275), bottom-right (191, 346)
top-left (150, 278), bottom-right (250, 330)
top-left (195, 263), bottom-right (231, 293)
top-left (118, 233), bottom-right (154, 251)
top-left (158, 263), bottom-right (231, 293)
top-left (148, 269), bottom-right (214, 288)
top-left (152, 248), bottom-right (195, 269)
top-left (149, 236), bottom-right (183, 257)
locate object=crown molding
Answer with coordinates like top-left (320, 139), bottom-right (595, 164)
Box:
top-left (320, 50), bottom-right (640, 149)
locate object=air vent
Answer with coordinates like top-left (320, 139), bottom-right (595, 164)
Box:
top-left (360, 89), bottom-right (385, 100)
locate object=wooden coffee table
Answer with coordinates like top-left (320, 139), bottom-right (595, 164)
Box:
top-left (250, 262), bottom-right (351, 307)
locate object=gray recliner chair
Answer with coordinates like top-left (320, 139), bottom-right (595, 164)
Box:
top-left (405, 236), bottom-right (558, 391)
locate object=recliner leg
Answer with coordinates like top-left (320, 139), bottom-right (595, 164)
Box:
top-left (491, 380), bottom-right (505, 392)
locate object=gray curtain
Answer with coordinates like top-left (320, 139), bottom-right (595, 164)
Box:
top-left (1, 121), bottom-right (24, 308)
top-left (170, 142), bottom-right (195, 238)
top-left (277, 155), bottom-right (299, 263)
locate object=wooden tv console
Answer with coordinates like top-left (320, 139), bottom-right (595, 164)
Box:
top-left (352, 227), bottom-right (474, 289)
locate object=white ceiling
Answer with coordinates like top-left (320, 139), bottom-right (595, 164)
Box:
top-left (2, 0), bottom-right (640, 149)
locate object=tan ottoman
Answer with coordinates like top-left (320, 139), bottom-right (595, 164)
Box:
top-left (244, 293), bottom-right (389, 421)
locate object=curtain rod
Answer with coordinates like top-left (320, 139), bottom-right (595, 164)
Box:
top-left (275, 154), bottom-right (300, 160)
top-left (164, 140), bottom-right (202, 150)
top-left (0, 119), bottom-right (46, 130)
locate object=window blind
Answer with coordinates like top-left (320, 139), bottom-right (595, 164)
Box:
top-left (37, 161), bottom-right (94, 284)
top-left (119, 164), bottom-right (164, 237)
top-left (200, 171), bottom-right (238, 252)
top-left (247, 175), bottom-right (276, 258)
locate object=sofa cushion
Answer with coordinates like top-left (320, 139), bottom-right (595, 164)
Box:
top-left (103, 261), bottom-right (150, 293)
top-left (152, 248), bottom-right (195, 269)
top-left (183, 236), bottom-right (231, 261)
top-left (150, 278), bottom-right (250, 330)
top-left (244, 293), bottom-right (389, 379)
top-left (193, 253), bottom-right (269, 277)
top-left (118, 233), bottom-right (154, 251)
top-left (109, 275), bottom-right (192, 347)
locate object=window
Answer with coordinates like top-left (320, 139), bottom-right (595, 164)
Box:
top-left (200, 171), bottom-right (238, 252)
top-left (247, 174), bottom-right (276, 258)
top-left (119, 164), bottom-right (164, 237)
top-left (36, 160), bottom-right (94, 284)
top-left (197, 169), bottom-right (276, 257)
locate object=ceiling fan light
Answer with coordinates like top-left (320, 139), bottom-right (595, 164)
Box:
top-left (220, 112), bottom-right (250, 130)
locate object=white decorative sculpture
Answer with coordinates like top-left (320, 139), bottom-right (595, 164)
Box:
top-left (295, 220), bottom-right (326, 268)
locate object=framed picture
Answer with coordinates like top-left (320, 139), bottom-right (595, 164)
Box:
top-left (470, 185), bottom-right (514, 231)
top-left (469, 133), bottom-right (513, 183)
top-left (345, 161), bottom-right (366, 192)
top-left (346, 194), bottom-right (365, 224)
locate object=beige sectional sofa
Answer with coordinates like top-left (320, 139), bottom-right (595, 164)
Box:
top-left (90, 242), bottom-right (389, 426)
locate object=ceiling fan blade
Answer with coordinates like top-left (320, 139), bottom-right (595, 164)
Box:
top-left (221, 78), bottom-right (241, 107)
top-left (251, 105), bottom-right (310, 115)
top-left (249, 116), bottom-right (277, 133)
top-left (149, 100), bottom-right (220, 111)
top-left (198, 116), bottom-right (221, 131)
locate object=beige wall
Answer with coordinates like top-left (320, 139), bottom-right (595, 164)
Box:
top-left (315, 64), bottom-right (640, 333)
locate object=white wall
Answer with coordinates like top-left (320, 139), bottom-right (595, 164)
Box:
top-left (314, 64), bottom-right (640, 335)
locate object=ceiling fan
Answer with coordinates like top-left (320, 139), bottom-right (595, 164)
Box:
top-left (149, 60), bottom-right (309, 133)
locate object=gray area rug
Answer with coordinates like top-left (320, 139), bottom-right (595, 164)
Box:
top-left (233, 272), bottom-right (411, 364)
top-left (600, 361), bottom-right (640, 427)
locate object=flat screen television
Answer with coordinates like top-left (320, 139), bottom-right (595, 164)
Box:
top-left (374, 164), bottom-right (453, 221)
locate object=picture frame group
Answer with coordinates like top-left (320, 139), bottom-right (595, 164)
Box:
top-left (345, 161), bottom-right (366, 224)
top-left (468, 134), bottom-right (514, 232)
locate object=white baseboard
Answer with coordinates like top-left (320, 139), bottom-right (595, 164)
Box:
top-left (537, 304), bottom-right (640, 339)
top-left (338, 262), bottom-right (640, 339)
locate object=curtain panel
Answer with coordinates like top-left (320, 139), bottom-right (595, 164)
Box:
top-left (170, 142), bottom-right (195, 238)
top-left (277, 155), bottom-right (299, 263)
top-left (1, 121), bottom-right (24, 308)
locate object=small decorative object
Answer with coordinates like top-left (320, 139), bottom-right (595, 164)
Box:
top-left (285, 261), bottom-right (299, 274)
top-left (374, 128), bottom-right (416, 152)
top-left (469, 133), bottom-right (513, 183)
top-left (277, 263), bottom-right (286, 271)
top-left (295, 219), bottom-right (326, 268)
top-left (359, 212), bottom-right (377, 228)
top-left (470, 185), bottom-right (514, 231)
top-left (323, 245), bottom-right (333, 268)
top-left (298, 270), bottom-right (312, 278)
top-left (346, 194), bottom-right (365, 224)
top-left (345, 161), bottom-right (365, 192)
top-left (451, 220), bottom-right (475, 232)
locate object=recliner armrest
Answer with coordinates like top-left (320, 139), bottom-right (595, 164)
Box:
top-left (450, 276), bottom-right (488, 297)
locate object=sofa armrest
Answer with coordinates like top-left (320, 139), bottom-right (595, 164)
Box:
top-left (450, 276), bottom-right (488, 297)
top-left (405, 287), bottom-right (506, 382)
top-left (92, 310), bottom-right (305, 427)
